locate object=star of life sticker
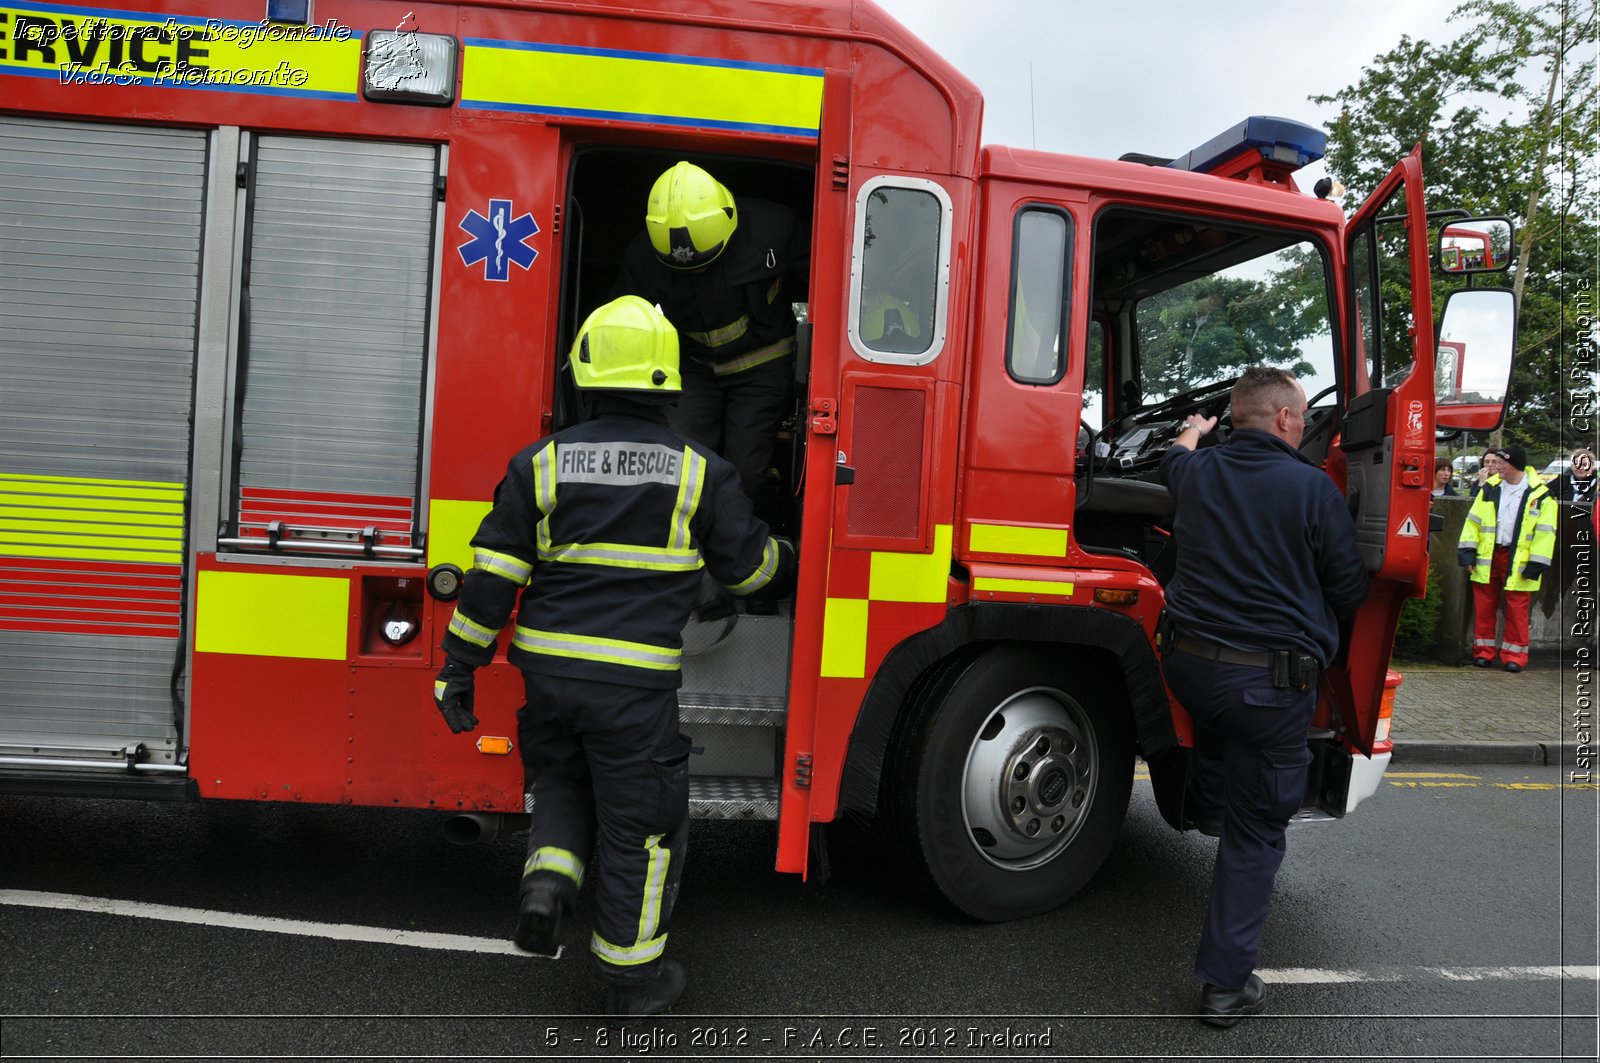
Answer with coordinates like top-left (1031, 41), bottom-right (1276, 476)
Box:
top-left (458, 199), bottom-right (540, 282)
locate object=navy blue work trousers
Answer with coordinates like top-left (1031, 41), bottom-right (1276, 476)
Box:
top-left (1162, 650), bottom-right (1317, 991)
top-left (517, 672), bottom-right (691, 984)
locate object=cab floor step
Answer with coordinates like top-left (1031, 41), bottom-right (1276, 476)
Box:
top-left (677, 691), bottom-right (786, 727)
top-left (688, 775), bottom-right (778, 821)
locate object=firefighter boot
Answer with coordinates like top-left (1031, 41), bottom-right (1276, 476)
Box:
top-left (604, 959), bottom-right (687, 1022)
top-left (512, 876), bottom-right (575, 957)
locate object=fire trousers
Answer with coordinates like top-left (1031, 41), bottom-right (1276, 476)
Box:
top-left (669, 355), bottom-right (793, 522)
top-left (1471, 545), bottom-right (1532, 668)
top-left (516, 671), bottom-right (690, 984)
top-left (1162, 650), bottom-right (1317, 992)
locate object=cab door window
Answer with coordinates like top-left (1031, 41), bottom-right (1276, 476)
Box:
top-left (1006, 207), bottom-right (1073, 385)
top-left (848, 177), bottom-right (952, 364)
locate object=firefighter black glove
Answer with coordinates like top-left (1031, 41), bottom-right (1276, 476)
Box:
top-left (1520, 561), bottom-right (1548, 581)
top-left (692, 571), bottom-right (736, 623)
top-left (433, 658), bottom-right (479, 734)
top-left (1457, 547), bottom-right (1476, 568)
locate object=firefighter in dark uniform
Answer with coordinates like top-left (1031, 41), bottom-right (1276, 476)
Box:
top-left (432, 296), bottom-right (796, 1019)
top-left (1157, 366), bottom-right (1369, 1028)
top-left (613, 161), bottom-right (809, 524)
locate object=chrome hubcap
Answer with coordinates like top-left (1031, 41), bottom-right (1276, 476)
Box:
top-left (961, 687), bottom-right (1097, 870)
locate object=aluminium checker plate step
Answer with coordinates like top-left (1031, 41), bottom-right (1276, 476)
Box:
top-left (688, 774), bottom-right (779, 821)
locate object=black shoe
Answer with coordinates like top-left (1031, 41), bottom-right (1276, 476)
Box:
top-left (1473, 657), bottom-right (1493, 668)
top-left (512, 878), bottom-right (573, 957)
top-left (1199, 973), bottom-right (1266, 1028)
top-left (605, 959), bottom-right (687, 1022)
top-left (1504, 661), bottom-right (1522, 673)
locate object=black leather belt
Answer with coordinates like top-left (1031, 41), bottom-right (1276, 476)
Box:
top-left (1174, 637), bottom-right (1274, 669)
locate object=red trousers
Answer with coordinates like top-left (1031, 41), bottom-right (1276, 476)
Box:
top-left (1472, 545), bottom-right (1532, 667)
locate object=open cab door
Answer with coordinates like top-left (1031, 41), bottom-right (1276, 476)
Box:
top-left (1330, 149), bottom-right (1435, 756)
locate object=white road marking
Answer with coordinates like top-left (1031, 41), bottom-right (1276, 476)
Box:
top-left (6, 890), bottom-right (1596, 989)
top-left (1263, 965), bottom-right (1600, 984)
top-left (0, 889), bottom-right (555, 959)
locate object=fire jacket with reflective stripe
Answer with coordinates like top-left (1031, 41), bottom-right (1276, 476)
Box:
top-left (613, 199), bottom-right (810, 376)
top-left (442, 411), bottom-right (794, 688)
top-left (1457, 469), bottom-right (1557, 592)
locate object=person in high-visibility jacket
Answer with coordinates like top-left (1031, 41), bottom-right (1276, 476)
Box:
top-left (1457, 443), bottom-right (1557, 672)
top-left (432, 295), bottom-right (796, 1018)
top-left (612, 161), bottom-right (809, 525)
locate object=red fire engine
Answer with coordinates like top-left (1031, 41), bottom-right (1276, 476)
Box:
top-left (0, 0), bottom-right (1516, 920)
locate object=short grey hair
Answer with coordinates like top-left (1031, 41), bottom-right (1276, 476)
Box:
top-left (1230, 366), bottom-right (1300, 430)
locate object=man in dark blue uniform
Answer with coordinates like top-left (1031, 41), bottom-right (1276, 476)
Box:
top-left (432, 296), bottom-right (795, 1019)
top-left (1158, 366), bottom-right (1369, 1027)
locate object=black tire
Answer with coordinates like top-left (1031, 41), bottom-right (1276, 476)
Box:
top-left (893, 644), bottom-right (1133, 921)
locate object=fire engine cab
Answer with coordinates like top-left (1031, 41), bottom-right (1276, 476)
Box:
top-left (0, 0), bottom-right (1517, 920)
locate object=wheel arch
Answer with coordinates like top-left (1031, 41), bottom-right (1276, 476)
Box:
top-left (838, 602), bottom-right (1179, 820)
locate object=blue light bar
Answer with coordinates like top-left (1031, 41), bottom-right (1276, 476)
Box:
top-left (1167, 116), bottom-right (1327, 175)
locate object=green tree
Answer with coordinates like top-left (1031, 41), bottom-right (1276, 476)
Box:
top-left (1311, 0), bottom-right (1598, 456)
top-left (1135, 249), bottom-right (1330, 399)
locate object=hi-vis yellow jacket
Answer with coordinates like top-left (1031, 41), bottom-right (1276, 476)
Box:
top-left (1457, 469), bottom-right (1558, 592)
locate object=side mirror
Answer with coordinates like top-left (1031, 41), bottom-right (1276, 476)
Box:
top-left (1438, 217), bottom-right (1513, 274)
top-left (1436, 288), bottom-right (1517, 431)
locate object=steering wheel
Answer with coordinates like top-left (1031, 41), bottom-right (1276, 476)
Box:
top-left (1306, 384), bottom-right (1337, 408)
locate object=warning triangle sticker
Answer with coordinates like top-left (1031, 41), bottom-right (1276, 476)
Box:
top-left (1397, 516), bottom-right (1421, 538)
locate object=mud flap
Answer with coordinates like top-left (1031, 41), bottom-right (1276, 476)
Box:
top-left (1145, 745), bottom-right (1191, 831)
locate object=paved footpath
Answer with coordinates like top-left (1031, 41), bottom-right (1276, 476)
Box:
top-left (1389, 657), bottom-right (1590, 764)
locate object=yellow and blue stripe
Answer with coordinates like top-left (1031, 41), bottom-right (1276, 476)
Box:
top-left (460, 38), bottom-right (823, 137)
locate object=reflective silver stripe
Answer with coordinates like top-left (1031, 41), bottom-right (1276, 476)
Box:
top-left (684, 315), bottom-right (749, 349)
top-left (1474, 638), bottom-right (1499, 648)
top-left (1502, 642), bottom-right (1529, 654)
top-left (539, 541), bottom-right (702, 571)
top-left (636, 833), bottom-right (669, 945)
top-left (730, 537), bottom-right (779, 594)
top-left (474, 548), bottom-right (532, 586)
top-left (668, 448), bottom-right (706, 552)
top-left (1534, 523), bottom-right (1556, 534)
top-left (590, 929), bottom-right (667, 967)
top-left (1472, 558), bottom-right (1492, 567)
top-left (525, 846), bottom-right (585, 887)
top-left (513, 627), bottom-right (680, 670)
top-left (533, 444), bottom-right (557, 559)
top-left (1527, 553), bottom-right (1552, 566)
top-left (447, 610), bottom-right (499, 648)
top-left (433, 678), bottom-right (449, 698)
top-left (711, 336), bottom-right (794, 377)
top-left (1465, 513), bottom-right (1484, 528)
top-left (554, 442), bottom-right (683, 487)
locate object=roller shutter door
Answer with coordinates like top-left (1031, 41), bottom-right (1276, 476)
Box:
top-left (0, 117), bottom-right (205, 765)
top-left (228, 135), bottom-right (438, 557)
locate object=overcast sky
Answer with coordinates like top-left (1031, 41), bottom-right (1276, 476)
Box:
top-left (874, 0), bottom-right (1465, 194)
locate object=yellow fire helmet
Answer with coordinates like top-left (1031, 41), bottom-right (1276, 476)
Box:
top-left (859, 289), bottom-right (923, 351)
top-left (569, 295), bottom-right (682, 397)
top-left (645, 161), bottom-right (738, 269)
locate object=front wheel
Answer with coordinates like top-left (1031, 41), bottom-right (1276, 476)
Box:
top-left (891, 645), bottom-right (1134, 921)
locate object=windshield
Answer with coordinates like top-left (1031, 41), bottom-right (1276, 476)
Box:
top-left (1087, 209), bottom-right (1335, 430)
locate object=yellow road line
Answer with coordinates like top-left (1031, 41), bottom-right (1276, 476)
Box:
top-left (1386, 771), bottom-right (1482, 779)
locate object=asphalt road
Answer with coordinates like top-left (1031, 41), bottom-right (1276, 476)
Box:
top-left (2, 763), bottom-right (1596, 1061)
